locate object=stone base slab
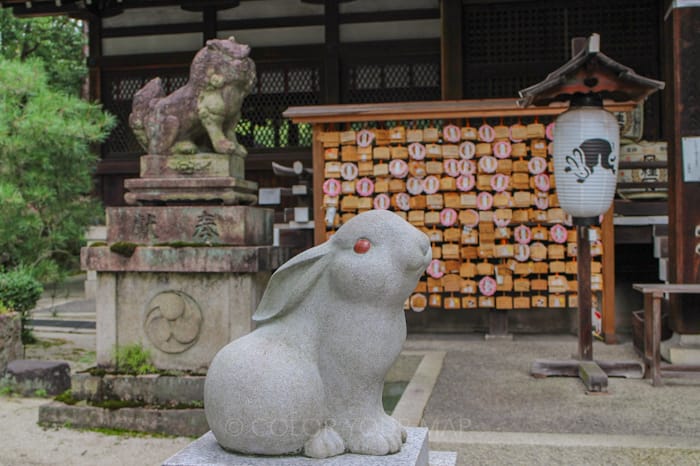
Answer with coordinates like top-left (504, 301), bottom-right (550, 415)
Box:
top-left (82, 245), bottom-right (285, 273)
top-left (106, 205), bottom-right (273, 245)
top-left (124, 176), bottom-right (258, 206)
top-left (661, 332), bottom-right (700, 364)
top-left (39, 402), bottom-right (208, 437)
top-left (140, 154), bottom-right (244, 179)
top-left (163, 428), bottom-right (430, 466)
top-left (71, 373), bottom-right (205, 405)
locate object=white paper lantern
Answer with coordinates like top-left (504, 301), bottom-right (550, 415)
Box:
top-left (552, 105), bottom-right (619, 221)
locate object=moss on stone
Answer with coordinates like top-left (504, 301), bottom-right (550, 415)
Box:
top-left (54, 389), bottom-right (78, 405)
top-left (109, 242), bottom-right (138, 257)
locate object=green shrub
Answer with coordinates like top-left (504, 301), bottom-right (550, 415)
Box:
top-left (0, 268), bottom-right (43, 343)
top-left (113, 344), bottom-right (157, 375)
top-left (0, 59), bottom-right (114, 283)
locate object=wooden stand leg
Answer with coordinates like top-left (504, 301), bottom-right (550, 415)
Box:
top-left (486, 310), bottom-right (512, 340)
top-left (577, 224), bottom-right (593, 361)
top-left (643, 293), bottom-right (653, 379)
top-left (651, 292), bottom-right (662, 386)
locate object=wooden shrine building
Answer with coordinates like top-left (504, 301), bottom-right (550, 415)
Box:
top-left (2, 0), bottom-right (698, 339)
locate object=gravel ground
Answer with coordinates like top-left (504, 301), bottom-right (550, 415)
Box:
top-left (0, 397), bottom-right (191, 466)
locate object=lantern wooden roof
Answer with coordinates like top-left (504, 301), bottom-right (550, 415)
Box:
top-left (518, 33), bottom-right (665, 108)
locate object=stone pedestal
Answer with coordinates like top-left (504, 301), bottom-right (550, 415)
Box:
top-left (163, 428), bottom-right (431, 466)
top-left (124, 153), bottom-right (257, 206)
top-left (82, 205), bottom-right (285, 372)
top-left (661, 333), bottom-right (700, 365)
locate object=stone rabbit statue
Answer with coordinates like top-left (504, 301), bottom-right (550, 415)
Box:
top-left (204, 210), bottom-right (431, 458)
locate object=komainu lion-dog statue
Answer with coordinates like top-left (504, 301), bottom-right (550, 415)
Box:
top-left (129, 36), bottom-right (255, 157)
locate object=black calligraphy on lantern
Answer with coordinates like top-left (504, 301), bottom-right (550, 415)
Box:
top-left (194, 211), bottom-right (220, 243)
top-left (133, 212), bottom-right (158, 240)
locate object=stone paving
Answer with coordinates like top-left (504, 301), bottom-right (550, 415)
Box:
top-left (3, 286), bottom-right (699, 465)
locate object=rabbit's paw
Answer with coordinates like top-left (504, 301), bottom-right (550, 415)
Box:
top-left (344, 415), bottom-right (405, 455)
top-left (304, 426), bottom-right (345, 459)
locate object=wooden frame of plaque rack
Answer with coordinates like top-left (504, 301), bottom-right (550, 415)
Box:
top-left (284, 99), bottom-right (633, 341)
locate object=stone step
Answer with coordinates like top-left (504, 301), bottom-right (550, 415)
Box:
top-left (162, 428), bottom-right (457, 466)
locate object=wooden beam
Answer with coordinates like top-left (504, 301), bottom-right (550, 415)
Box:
top-left (440, 0), bottom-right (462, 100)
top-left (284, 99), bottom-right (635, 124)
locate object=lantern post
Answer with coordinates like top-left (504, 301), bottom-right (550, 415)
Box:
top-left (519, 34), bottom-right (664, 392)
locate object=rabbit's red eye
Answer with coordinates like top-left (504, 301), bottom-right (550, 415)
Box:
top-left (354, 238), bottom-right (371, 254)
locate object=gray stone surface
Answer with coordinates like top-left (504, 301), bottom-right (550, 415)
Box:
top-left (428, 451), bottom-right (458, 466)
top-left (0, 313), bottom-right (22, 373)
top-left (39, 402), bottom-right (208, 437)
top-left (204, 210), bottom-right (432, 458)
top-left (162, 428), bottom-right (430, 466)
top-left (106, 206), bottom-right (273, 246)
top-left (95, 271), bottom-right (270, 372)
top-left (661, 332), bottom-right (700, 364)
top-left (6, 359), bottom-right (70, 396)
top-left (408, 334), bottom-right (700, 437)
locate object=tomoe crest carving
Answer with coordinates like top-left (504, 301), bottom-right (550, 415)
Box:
top-left (564, 138), bottom-right (616, 183)
top-left (145, 290), bottom-right (203, 354)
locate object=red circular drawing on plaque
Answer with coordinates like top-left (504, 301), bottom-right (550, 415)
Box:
top-left (459, 159), bottom-right (476, 176)
top-left (356, 129), bottom-right (375, 147)
top-left (477, 192), bottom-right (494, 210)
top-left (322, 179), bottom-right (341, 197)
top-left (440, 208), bottom-right (458, 227)
top-left (426, 259), bottom-right (445, 279)
top-left (373, 193), bottom-right (391, 210)
top-left (514, 225), bottom-right (532, 244)
top-left (478, 124), bottom-right (495, 142)
top-left (443, 124), bottom-right (462, 143)
top-left (493, 140), bottom-right (512, 159)
top-left (479, 276), bottom-right (497, 296)
top-left (394, 193), bottom-right (411, 211)
top-left (550, 224), bottom-right (568, 244)
top-left (545, 122), bottom-right (556, 141)
top-left (456, 174), bottom-right (475, 192)
top-left (423, 176), bottom-right (440, 195)
top-left (408, 142), bottom-right (427, 160)
top-left (406, 177), bottom-right (424, 195)
top-left (514, 243), bottom-right (531, 262)
top-left (490, 173), bottom-right (510, 192)
top-left (444, 159), bottom-right (460, 177)
top-left (356, 177), bottom-right (375, 197)
top-left (528, 156), bottom-right (547, 175)
top-left (459, 141), bottom-right (476, 159)
top-left (478, 156), bottom-right (498, 174)
top-left (533, 173), bottom-right (550, 192)
top-left (389, 159), bottom-right (409, 178)
top-left (340, 162), bottom-right (359, 181)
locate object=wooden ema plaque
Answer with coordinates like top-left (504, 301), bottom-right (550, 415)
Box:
top-left (285, 100), bottom-right (619, 337)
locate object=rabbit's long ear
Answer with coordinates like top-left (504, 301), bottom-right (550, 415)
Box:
top-left (252, 241), bottom-right (333, 322)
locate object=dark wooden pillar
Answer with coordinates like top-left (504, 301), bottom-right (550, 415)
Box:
top-left (440, 0), bottom-right (462, 100)
top-left (203, 7), bottom-right (217, 43)
top-left (323, 0), bottom-right (341, 104)
top-left (664, 3), bottom-right (700, 333)
top-left (86, 14), bottom-right (102, 102)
